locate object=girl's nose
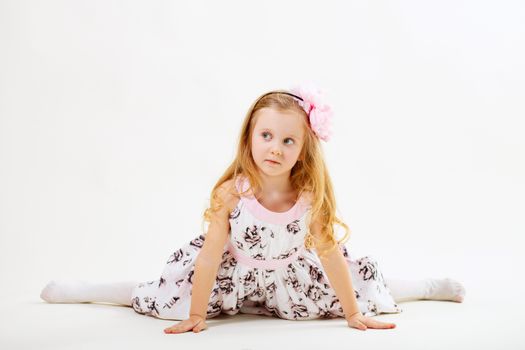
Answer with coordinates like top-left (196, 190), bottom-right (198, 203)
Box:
top-left (271, 147), bottom-right (282, 156)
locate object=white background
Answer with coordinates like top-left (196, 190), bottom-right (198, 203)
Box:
top-left (1, 1), bottom-right (524, 349)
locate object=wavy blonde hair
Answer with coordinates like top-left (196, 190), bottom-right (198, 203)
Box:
top-left (202, 90), bottom-right (350, 258)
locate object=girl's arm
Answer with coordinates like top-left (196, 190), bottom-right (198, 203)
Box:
top-left (312, 219), bottom-right (396, 330)
top-left (164, 180), bottom-right (238, 334)
top-left (189, 180), bottom-right (237, 319)
top-left (311, 220), bottom-right (360, 319)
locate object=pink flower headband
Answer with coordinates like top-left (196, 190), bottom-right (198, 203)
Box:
top-left (256, 84), bottom-right (334, 142)
top-left (288, 83), bottom-right (334, 142)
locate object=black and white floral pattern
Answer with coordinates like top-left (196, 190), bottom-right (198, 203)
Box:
top-left (130, 185), bottom-right (402, 321)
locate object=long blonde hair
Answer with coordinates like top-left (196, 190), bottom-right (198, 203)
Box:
top-left (202, 90), bottom-right (351, 258)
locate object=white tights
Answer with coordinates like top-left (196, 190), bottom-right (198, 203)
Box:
top-left (40, 277), bottom-right (465, 306)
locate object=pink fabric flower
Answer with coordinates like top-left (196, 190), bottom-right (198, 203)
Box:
top-left (290, 83), bottom-right (333, 142)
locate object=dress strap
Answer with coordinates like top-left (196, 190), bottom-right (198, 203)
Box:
top-left (234, 175), bottom-right (245, 194)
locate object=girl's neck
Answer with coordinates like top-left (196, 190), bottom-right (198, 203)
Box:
top-left (247, 171), bottom-right (299, 212)
top-left (256, 170), bottom-right (293, 194)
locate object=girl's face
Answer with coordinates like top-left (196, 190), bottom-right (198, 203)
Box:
top-left (250, 107), bottom-right (305, 178)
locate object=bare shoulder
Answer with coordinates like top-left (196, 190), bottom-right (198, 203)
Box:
top-left (216, 178), bottom-right (241, 214)
top-left (310, 215), bottom-right (323, 237)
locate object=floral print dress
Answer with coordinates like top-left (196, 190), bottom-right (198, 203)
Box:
top-left (131, 175), bottom-right (403, 320)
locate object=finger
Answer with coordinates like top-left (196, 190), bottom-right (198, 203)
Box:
top-left (181, 321), bottom-right (198, 333)
top-left (358, 321), bottom-right (368, 331)
top-left (165, 322), bottom-right (190, 334)
top-left (193, 320), bottom-right (207, 333)
top-left (164, 326), bottom-right (183, 334)
top-left (194, 323), bottom-right (207, 333)
top-left (351, 321), bottom-right (367, 331)
top-left (164, 325), bottom-right (178, 334)
top-left (164, 327), bottom-right (180, 334)
top-left (366, 319), bottom-right (396, 329)
top-left (374, 320), bottom-right (396, 329)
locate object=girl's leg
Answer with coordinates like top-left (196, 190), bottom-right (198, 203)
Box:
top-left (384, 277), bottom-right (465, 303)
top-left (40, 280), bottom-right (138, 306)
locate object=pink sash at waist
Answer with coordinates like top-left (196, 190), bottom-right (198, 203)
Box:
top-left (226, 240), bottom-right (302, 269)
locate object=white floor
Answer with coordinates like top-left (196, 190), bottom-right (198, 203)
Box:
top-left (2, 283), bottom-right (524, 350)
top-left (2, 1), bottom-right (524, 349)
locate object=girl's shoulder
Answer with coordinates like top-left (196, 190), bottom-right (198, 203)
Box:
top-left (217, 178), bottom-right (241, 214)
top-left (298, 190), bottom-right (314, 206)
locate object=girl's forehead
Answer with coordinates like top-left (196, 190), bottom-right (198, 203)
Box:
top-left (253, 108), bottom-right (305, 135)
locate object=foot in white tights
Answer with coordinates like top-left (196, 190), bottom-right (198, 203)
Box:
top-left (40, 280), bottom-right (137, 306)
top-left (386, 278), bottom-right (466, 303)
top-left (425, 278), bottom-right (466, 302)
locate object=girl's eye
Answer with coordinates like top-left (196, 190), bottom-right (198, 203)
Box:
top-left (261, 132), bottom-right (294, 145)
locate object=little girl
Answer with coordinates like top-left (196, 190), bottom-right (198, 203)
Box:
top-left (40, 84), bottom-right (466, 333)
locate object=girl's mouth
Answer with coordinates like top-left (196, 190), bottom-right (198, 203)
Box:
top-left (265, 160), bottom-right (280, 165)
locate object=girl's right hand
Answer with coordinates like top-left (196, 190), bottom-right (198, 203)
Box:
top-left (346, 311), bottom-right (396, 331)
top-left (164, 315), bottom-right (208, 334)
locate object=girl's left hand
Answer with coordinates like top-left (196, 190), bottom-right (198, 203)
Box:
top-left (346, 312), bottom-right (396, 331)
